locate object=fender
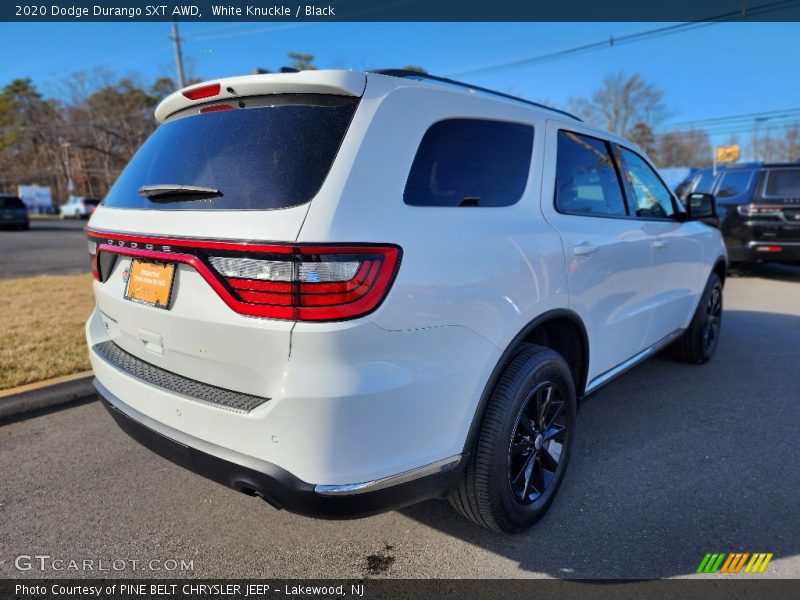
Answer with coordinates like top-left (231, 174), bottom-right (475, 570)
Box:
top-left (461, 308), bottom-right (590, 457)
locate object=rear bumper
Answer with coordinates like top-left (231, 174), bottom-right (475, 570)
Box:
top-left (728, 241), bottom-right (800, 264)
top-left (0, 217), bottom-right (28, 227)
top-left (97, 379), bottom-right (462, 518)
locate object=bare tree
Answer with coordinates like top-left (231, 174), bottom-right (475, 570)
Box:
top-left (751, 124), bottom-right (781, 162)
top-left (569, 72), bottom-right (668, 137)
top-left (627, 122), bottom-right (657, 157)
top-left (657, 129), bottom-right (712, 168)
top-left (59, 70), bottom-right (159, 194)
top-left (781, 126), bottom-right (800, 162)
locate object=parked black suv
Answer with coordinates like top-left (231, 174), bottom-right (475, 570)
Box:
top-left (0, 195), bottom-right (30, 230)
top-left (680, 162), bottom-right (800, 265)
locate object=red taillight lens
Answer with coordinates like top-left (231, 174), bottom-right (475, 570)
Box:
top-left (88, 239), bottom-right (99, 281)
top-left (208, 247), bottom-right (400, 321)
top-left (182, 83), bottom-right (221, 100)
top-left (85, 230), bottom-right (401, 322)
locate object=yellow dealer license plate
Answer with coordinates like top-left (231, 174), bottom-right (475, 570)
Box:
top-left (124, 259), bottom-right (176, 309)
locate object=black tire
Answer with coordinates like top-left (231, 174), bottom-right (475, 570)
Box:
top-left (450, 344), bottom-right (577, 534)
top-left (667, 273), bottom-right (723, 364)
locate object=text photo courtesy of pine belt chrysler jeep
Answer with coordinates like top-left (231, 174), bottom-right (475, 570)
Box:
top-left (85, 69), bottom-right (727, 533)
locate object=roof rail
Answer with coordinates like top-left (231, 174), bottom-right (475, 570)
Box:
top-left (370, 69), bottom-right (582, 122)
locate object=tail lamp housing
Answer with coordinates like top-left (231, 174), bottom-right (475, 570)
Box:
top-left (85, 229), bottom-right (401, 322)
top-left (737, 204), bottom-right (783, 217)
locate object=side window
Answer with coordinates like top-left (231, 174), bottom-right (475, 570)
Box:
top-left (554, 130), bottom-right (627, 216)
top-left (619, 148), bottom-right (676, 219)
top-left (693, 170), bottom-right (717, 194)
top-left (715, 170), bottom-right (754, 199)
top-left (404, 119), bottom-right (533, 207)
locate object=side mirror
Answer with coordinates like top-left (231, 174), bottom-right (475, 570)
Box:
top-left (686, 192), bottom-right (719, 226)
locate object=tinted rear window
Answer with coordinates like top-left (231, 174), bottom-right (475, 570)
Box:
top-left (0, 196), bottom-right (25, 209)
top-left (103, 95), bottom-right (358, 211)
top-left (84, 199), bottom-right (101, 206)
top-left (404, 118), bottom-right (533, 207)
top-left (764, 168), bottom-right (800, 197)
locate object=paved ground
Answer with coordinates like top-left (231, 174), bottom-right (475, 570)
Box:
top-left (1, 266), bottom-right (798, 579)
top-left (0, 218), bottom-right (89, 279)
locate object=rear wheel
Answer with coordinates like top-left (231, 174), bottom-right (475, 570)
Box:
top-left (667, 273), bottom-right (723, 364)
top-left (450, 344), bottom-right (577, 533)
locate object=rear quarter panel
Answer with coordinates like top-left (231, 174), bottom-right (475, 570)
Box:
top-left (297, 76), bottom-right (570, 352)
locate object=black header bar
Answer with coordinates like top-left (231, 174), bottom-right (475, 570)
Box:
top-left (3, 0), bottom-right (800, 22)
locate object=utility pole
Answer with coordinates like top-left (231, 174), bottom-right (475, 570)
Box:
top-left (170, 21), bottom-right (186, 89)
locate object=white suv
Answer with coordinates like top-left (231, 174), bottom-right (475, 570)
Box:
top-left (86, 69), bottom-right (727, 533)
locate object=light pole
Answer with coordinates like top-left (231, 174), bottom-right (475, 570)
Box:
top-left (61, 141), bottom-right (74, 198)
top-left (170, 22), bottom-right (186, 89)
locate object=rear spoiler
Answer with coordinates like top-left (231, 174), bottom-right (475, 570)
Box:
top-left (154, 70), bottom-right (367, 123)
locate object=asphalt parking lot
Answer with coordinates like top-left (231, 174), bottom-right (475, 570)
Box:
top-left (1, 265), bottom-right (798, 579)
top-left (0, 218), bottom-right (89, 279)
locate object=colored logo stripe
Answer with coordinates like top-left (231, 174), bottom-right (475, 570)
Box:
top-left (745, 553), bottom-right (773, 573)
top-left (697, 552), bottom-right (773, 574)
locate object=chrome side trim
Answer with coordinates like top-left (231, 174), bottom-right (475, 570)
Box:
top-left (314, 455), bottom-right (462, 496)
top-left (584, 329), bottom-right (684, 396)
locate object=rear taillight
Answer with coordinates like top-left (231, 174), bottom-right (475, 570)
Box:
top-left (87, 238), bottom-right (117, 283)
top-left (88, 239), bottom-right (99, 280)
top-left (84, 230), bottom-right (401, 322)
top-left (737, 204), bottom-right (783, 217)
top-left (208, 247), bottom-right (399, 321)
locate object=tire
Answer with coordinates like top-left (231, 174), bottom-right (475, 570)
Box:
top-left (450, 344), bottom-right (577, 534)
top-left (667, 273), bottom-right (723, 364)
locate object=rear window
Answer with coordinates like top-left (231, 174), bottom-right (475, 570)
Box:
top-left (84, 198), bottom-right (101, 206)
top-left (0, 196), bottom-right (25, 209)
top-left (404, 118), bottom-right (533, 207)
top-left (715, 170), bottom-right (754, 199)
top-left (103, 95), bottom-right (359, 211)
top-left (764, 168), bottom-right (800, 197)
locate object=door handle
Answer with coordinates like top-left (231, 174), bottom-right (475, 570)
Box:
top-left (573, 242), bottom-right (599, 256)
top-left (653, 240), bottom-right (669, 249)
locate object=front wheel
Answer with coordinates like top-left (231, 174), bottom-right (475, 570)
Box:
top-left (667, 273), bottom-right (723, 364)
top-left (450, 344), bottom-right (577, 534)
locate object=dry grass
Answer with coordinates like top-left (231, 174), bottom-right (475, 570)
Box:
top-left (0, 273), bottom-right (94, 390)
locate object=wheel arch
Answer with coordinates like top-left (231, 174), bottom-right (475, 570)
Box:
top-left (712, 256), bottom-right (728, 286)
top-left (462, 308), bottom-right (590, 457)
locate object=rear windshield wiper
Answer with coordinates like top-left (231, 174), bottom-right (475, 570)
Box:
top-left (138, 184), bottom-right (222, 202)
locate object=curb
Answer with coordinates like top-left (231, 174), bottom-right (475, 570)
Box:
top-left (0, 371), bottom-right (95, 420)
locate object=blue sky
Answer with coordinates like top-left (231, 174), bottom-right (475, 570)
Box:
top-left (1, 21), bottom-right (797, 145)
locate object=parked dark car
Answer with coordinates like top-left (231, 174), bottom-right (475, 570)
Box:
top-left (678, 162), bottom-right (800, 265)
top-left (0, 195), bottom-right (30, 230)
